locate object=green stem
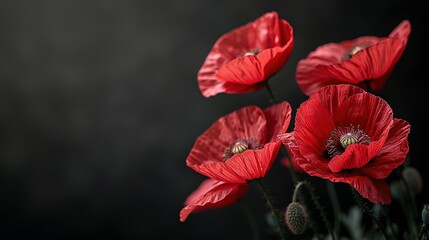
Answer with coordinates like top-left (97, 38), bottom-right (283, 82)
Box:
top-left (265, 82), bottom-right (278, 104)
top-left (264, 82), bottom-right (299, 185)
top-left (327, 181), bottom-right (341, 239)
top-left (293, 181), bottom-right (335, 240)
top-left (255, 179), bottom-right (288, 240)
top-left (350, 187), bottom-right (391, 240)
top-left (240, 200), bottom-right (260, 240)
top-left (281, 147), bottom-right (299, 184)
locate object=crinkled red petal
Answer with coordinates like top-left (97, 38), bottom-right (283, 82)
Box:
top-left (294, 100), bottom-right (335, 166)
top-left (357, 119), bottom-right (410, 179)
top-left (197, 11), bottom-right (294, 97)
top-left (190, 141), bottom-right (281, 183)
top-left (296, 20), bottom-right (411, 96)
top-left (179, 179), bottom-right (248, 222)
top-left (186, 106), bottom-right (267, 171)
top-left (263, 101), bottom-right (292, 142)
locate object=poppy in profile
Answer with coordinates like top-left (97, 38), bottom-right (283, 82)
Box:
top-left (296, 20), bottom-right (411, 96)
top-left (180, 101), bottom-right (292, 221)
top-left (198, 11), bottom-right (294, 97)
top-left (280, 84), bottom-right (410, 204)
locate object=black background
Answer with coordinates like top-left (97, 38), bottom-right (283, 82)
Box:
top-left (0, 0), bottom-right (428, 239)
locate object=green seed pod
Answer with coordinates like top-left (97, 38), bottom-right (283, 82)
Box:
top-left (285, 202), bottom-right (307, 235)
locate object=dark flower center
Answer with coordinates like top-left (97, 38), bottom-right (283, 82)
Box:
top-left (243, 48), bottom-right (261, 57)
top-left (222, 137), bottom-right (262, 161)
top-left (325, 124), bottom-right (371, 158)
top-left (341, 42), bottom-right (370, 61)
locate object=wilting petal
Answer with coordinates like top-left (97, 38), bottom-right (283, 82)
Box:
top-left (180, 179), bottom-right (248, 222)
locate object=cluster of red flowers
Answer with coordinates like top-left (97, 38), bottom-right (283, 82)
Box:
top-left (180, 11), bottom-right (415, 239)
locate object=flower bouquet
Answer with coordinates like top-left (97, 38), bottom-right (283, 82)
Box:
top-left (179, 11), bottom-right (427, 240)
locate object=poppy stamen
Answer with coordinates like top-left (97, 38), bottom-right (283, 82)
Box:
top-left (325, 124), bottom-right (371, 158)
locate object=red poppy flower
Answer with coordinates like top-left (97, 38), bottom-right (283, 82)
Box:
top-left (197, 11), bottom-right (294, 98)
top-left (180, 101), bottom-right (292, 221)
top-left (296, 20), bottom-right (411, 96)
top-left (280, 84), bottom-right (410, 204)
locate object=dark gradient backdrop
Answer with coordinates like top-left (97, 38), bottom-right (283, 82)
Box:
top-left (0, 0), bottom-right (428, 239)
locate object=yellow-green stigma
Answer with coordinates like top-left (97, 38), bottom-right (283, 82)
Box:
top-left (243, 48), bottom-right (261, 56)
top-left (222, 137), bottom-right (261, 161)
top-left (232, 141), bottom-right (248, 154)
top-left (340, 133), bottom-right (358, 149)
top-left (342, 42), bottom-right (370, 61)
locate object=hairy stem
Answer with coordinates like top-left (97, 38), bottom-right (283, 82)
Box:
top-left (327, 181), bottom-right (341, 239)
top-left (350, 187), bottom-right (390, 240)
top-left (265, 82), bottom-right (278, 104)
top-left (294, 181), bottom-right (335, 240)
top-left (255, 179), bottom-right (288, 240)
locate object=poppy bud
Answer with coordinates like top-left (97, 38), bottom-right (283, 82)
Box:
top-left (285, 202), bottom-right (307, 235)
top-left (422, 204), bottom-right (429, 225)
top-left (402, 166), bottom-right (423, 195)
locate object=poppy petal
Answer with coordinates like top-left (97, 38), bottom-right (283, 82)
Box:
top-left (328, 144), bottom-right (369, 172)
top-left (295, 20), bottom-right (411, 96)
top-left (349, 176), bottom-right (391, 204)
top-left (295, 100), bottom-right (335, 163)
top-left (358, 119), bottom-right (410, 179)
top-left (281, 131), bottom-right (329, 172)
top-left (191, 141), bottom-right (281, 183)
top-left (388, 20), bottom-right (411, 42)
top-left (310, 84), bottom-right (365, 116)
top-left (186, 106), bottom-right (267, 168)
top-left (333, 92), bottom-right (393, 159)
top-left (263, 101), bottom-right (292, 142)
top-left (197, 11), bottom-right (294, 97)
top-left (180, 179), bottom-right (248, 222)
